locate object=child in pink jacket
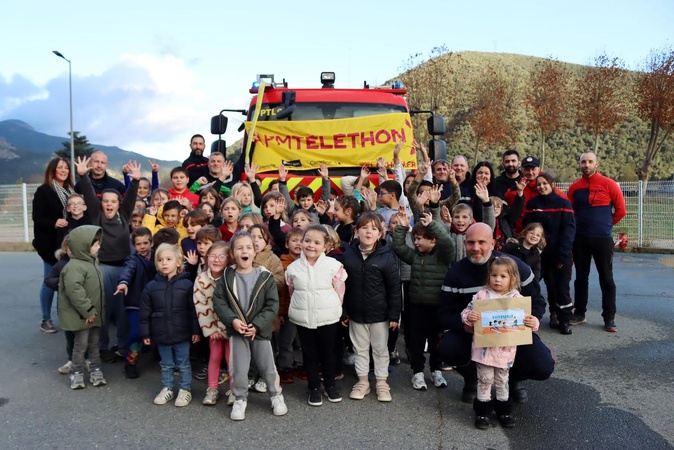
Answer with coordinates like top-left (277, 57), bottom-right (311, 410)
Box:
top-left (461, 256), bottom-right (540, 430)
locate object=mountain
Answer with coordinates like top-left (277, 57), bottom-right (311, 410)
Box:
top-left (0, 120), bottom-right (181, 184)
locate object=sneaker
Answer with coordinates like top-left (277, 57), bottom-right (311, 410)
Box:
top-left (342, 351), bottom-right (356, 366)
top-left (69, 372), bottom-right (85, 389)
top-left (376, 381), bottom-right (392, 402)
top-left (498, 413), bottom-right (516, 428)
top-left (247, 379), bottom-right (256, 389)
top-left (218, 370), bottom-right (229, 384)
top-left (254, 379), bottom-right (268, 393)
top-left (202, 387), bottom-right (219, 406)
top-left (569, 314), bottom-right (587, 326)
top-left (559, 322), bottom-right (572, 335)
top-left (153, 387), bottom-right (174, 405)
top-left (194, 366), bottom-right (208, 380)
top-left (325, 386), bottom-right (342, 403)
top-left (412, 372), bottom-right (427, 391)
top-left (226, 390), bottom-right (235, 406)
top-left (308, 389), bottom-right (323, 406)
top-left (475, 415), bottom-right (490, 430)
top-left (293, 366), bottom-right (308, 381)
top-left (90, 368), bottom-right (107, 387)
top-left (604, 321), bottom-right (618, 333)
top-left (549, 313), bottom-right (559, 329)
top-left (280, 370), bottom-right (295, 384)
top-left (230, 399), bottom-right (247, 420)
top-left (175, 389), bottom-right (192, 407)
top-left (389, 349), bottom-right (401, 366)
top-left (58, 360), bottom-right (72, 374)
top-left (124, 363), bottom-right (139, 379)
top-left (349, 380), bottom-right (370, 400)
top-left (430, 370), bottom-right (448, 388)
top-left (40, 319), bottom-right (57, 334)
top-left (271, 394), bottom-right (288, 416)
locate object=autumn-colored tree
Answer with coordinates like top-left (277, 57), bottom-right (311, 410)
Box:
top-left (635, 47), bottom-right (674, 184)
top-left (575, 53), bottom-right (631, 153)
top-left (526, 58), bottom-right (572, 169)
top-left (466, 65), bottom-right (517, 164)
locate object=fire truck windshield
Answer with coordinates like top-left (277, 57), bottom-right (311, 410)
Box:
top-left (253, 102), bottom-right (407, 121)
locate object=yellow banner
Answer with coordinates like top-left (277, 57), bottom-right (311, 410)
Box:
top-left (245, 112), bottom-right (416, 172)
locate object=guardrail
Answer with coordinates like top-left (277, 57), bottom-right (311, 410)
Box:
top-left (1, 181), bottom-right (673, 249)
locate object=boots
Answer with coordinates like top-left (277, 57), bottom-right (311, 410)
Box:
top-left (455, 363), bottom-right (477, 403)
top-left (473, 398), bottom-right (493, 430)
top-left (510, 380), bottom-right (528, 404)
top-left (495, 399), bottom-right (516, 428)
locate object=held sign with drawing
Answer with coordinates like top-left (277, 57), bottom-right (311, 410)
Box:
top-left (473, 296), bottom-right (533, 348)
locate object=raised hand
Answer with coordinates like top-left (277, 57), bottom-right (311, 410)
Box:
top-left (416, 189), bottom-right (430, 208)
top-left (361, 187), bottom-right (378, 210)
top-left (377, 157), bottom-right (387, 177)
top-left (276, 196), bottom-right (286, 215)
top-left (185, 250), bottom-right (199, 266)
top-left (475, 183), bottom-right (489, 203)
top-left (516, 177), bottom-right (527, 194)
top-left (397, 206), bottom-right (410, 228)
top-left (222, 160), bottom-right (234, 180)
top-left (419, 211), bottom-right (432, 227)
top-left (429, 184), bottom-right (442, 203)
top-left (149, 159), bottom-right (159, 172)
top-left (75, 156), bottom-right (91, 176)
top-left (244, 163), bottom-right (258, 181)
top-left (196, 176), bottom-right (208, 186)
top-left (393, 141), bottom-right (404, 158)
top-left (279, 164), bottom-right (288, 182)
top-left (448, 168), bottom-right (457, 184)
top-left (127, 160), bottom-right (142, 180)
top-left (360, 165), bottom-right (370, 180)
top-left (315, 199), bottom-right (328, 215)
top-left (441, 205), bottom-right (452, 224)
top-left (318, 163), bottom-right (329, 179)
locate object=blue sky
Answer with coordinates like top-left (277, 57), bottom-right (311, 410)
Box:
top-left (0, 0), bottom-right (671, 164)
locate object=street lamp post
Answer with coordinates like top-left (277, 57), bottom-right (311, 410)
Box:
top-left (52, 50), bottom-right (75, 183)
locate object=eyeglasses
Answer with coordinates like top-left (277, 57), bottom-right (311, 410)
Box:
top-left (379, 191), bottom-right (391, 196)
top-left (208, 254), bottom-right (227, 261)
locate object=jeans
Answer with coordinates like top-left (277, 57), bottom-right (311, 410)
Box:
top-left (72, 327), bottom-right (102, 374)
top-left (99, 264), bottom-right (127, 352)
top-left (157, 341), bottom-right (192, 391)
top-left (40, 262), bottom-right (55, 321)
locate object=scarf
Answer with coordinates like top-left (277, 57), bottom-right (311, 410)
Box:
top-left (52, 181), bottom-right (75, 218)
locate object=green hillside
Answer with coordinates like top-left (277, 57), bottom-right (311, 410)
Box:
top-left (398, 50), bottom-right (674, 181)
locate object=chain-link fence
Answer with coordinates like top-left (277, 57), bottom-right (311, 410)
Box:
top-left (2, 181), bottom-right (673, 249)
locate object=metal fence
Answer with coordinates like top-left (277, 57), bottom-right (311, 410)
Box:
top-left (2, 181), bottom-right (673, 249)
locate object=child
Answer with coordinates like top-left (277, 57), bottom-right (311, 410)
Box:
top-left (461, 256), bottom-right (539, 429)
top-left (231, 182), bottom-right (260, 214)
top-left (193, 241), bottom-right (230, 405)
top-left (249, 224), bottom-right (286, 392)
top-left (218, 197), bottom-right (243, 242)
top-left (503, 222), bottom-right (545, 281)
top-left (290, 208), bottom-right (317, 231)
top-left (142, 200), bottom-right (189, 245)
top-left (198, 202), bottom-right (217, 226)
top-left (322, 195), bottom-right (359, 246)
top-left (286, 225), bottom-right (348, 406)
top-left (392, 211), bottom-right (455, 391)
top-left (212, 231), bottom-right (288, 421)
top-left (57, 225), bottom-right (106, 389)
top-left (340, 212), bottom-right (401, 402)
top-left (150, 189), bottom-right (170, 211)
top-left (448, 189), bottom-right (495, 263)
top-left (181, 209), bottom-right (210, 256)
top-left (278, 163), bottom-right (330, 219)
top-left (153, 227), bottom-right (180, 248)
top-left (139, 244), bottom-right (201, 407)
top-left (277, 228), bottom-right (304, 383)
top-left (130, 208), bottom-right (144, 233)
top-left (238, 212), bottom-right (263, 232)
top-left (114, 227), bottom-right (156, 379)
top-left (57, 193), bottom-right (91, 245)
top-left (168, 166), bottom-right (200, 209)
top-left (45, 235), bottom-right (77, 374)
top-left (198, 187), bottom-right (222, 226)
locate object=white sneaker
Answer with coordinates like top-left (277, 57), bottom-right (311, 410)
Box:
top-left (412, 372), bottom-right (427, 391)
top-left (202, 387), bottom-right (219, 405)
top-left (430, 370), bottom-right (448, 388)
top-left (271, 394), bottom-right (288, 416)
top-left (254, 379), bottom-right (268, 393)
top-left (153, 387), bottom-right (174, 405)
top-left (230, 399), bottom-right (247, 420)
top-left (174, 389), bottom-right (192, 407)
top-left (58, 361), bottom-right (72, 374)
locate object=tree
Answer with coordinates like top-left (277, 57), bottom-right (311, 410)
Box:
top-left (55, 131), bottom-right (94, 160)
top-left (466, 65), bottom-right (518, 164)
top-left (575, 53), bottom-right (631, 153)
top-left (635, 47), bottom-right (674, 184)
top-left (526, 58), bottom-right (572, 169)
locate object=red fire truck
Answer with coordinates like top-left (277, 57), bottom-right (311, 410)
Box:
top-left (210, 72), bottom-right (446, 195)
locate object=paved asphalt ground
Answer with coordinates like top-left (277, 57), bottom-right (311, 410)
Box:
top-left (1, 252), bottom-right (673, 449)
